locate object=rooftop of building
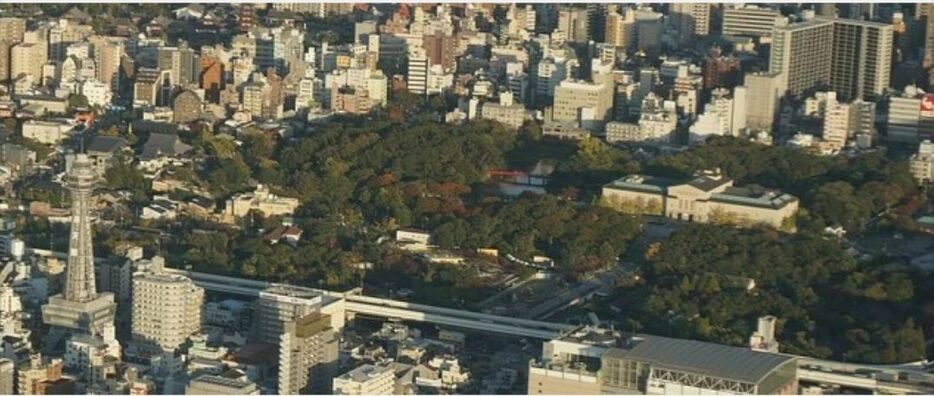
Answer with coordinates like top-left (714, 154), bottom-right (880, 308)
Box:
top-left (712, 186), bottom-right (798, 209)
top-left (605, 334), bottom-right (797, 385)
top-left (189, 373), bottom-right (255, 390)
top-left (337, 364), bottom-right (395, 382)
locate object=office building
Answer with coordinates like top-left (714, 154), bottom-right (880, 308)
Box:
top-left (131, 260), bottom-right (204, 353)
top-left (721, 5), bottom-right (784, 39)
top-left (910, 140), bottom-right (934, 184)
top-left (529, 327), bottom-right (798, 394)
top-left (278, 312), bottom-right (339, 395)
top-left (407, 49), bottom-right (428, 95)
top-left (742, 72), bottom-right (782, 131)
top-left (887, 87), bottom-right (934, 143)
top-left (601, 170), bottom-right (799, 230)
top-left (552, 80), bottom-right (614, 132)
top-left (332, 364), bottom-right (396, 395)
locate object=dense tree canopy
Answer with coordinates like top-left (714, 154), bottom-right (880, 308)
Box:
top-left (616, 224), bottom-right (927, 364)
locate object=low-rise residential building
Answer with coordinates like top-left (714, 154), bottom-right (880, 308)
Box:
top-left (224, 184), bottom-right (301, 218)
top-left (601, 170), bottom-right (798, 230)
top-left (22, 120), bottom-right (74, 144)
top-left (332, 364), bottom-right (396, 395)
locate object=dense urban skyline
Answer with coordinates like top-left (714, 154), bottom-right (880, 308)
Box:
top-left (0, 2), bottom-right (931, 395)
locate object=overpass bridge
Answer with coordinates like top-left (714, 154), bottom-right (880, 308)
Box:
top-left (165, 269), bottom-right (574, 340)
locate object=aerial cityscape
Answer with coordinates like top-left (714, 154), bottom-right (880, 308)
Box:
top-left (0, 1), bottom-right (932, 395)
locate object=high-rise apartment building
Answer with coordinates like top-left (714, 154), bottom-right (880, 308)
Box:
top-left (0, 358), bottom-right (12, 395)
top-left (10, 43), bottom-right (44, 84)
top-left (829, 19), bottom-right (892, 101)
top-left (0, 18), bottom-right (25, 43)
top-left (158, 43), bottom-right (199, 87)
top-left (557, 7), bottom-right (590, 44)
top-left (722, 5), bottom-right (784, 39)
top-left (0, 18), bottom-right (26, 83)
top-left (770, 18), bottom-right (834, 97)
top-left (605, 9), bottom-right (636, 50)
top-left (887, 87), bottom-right (934, 143)
top-left (131, 260), bottom-right (204, 353)
top-left (278, 312), bottom-right (339, 395)
top-left (924, 11), bottom-right (934, 69)
top-left (423, 33), bottom-right (455, 72)
top-left (89, 35), bottom-right (125, 92)
top-left (770, 17), bottom-right (892, 100)
top-left (671, 3), bottom-right (711, 43)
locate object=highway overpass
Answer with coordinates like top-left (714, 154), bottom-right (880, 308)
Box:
top-left (166, 268), bottom-right (574, 340)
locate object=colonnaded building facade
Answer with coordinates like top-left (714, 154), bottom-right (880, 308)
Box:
top-left (600, 170), bottom-right (799, 230)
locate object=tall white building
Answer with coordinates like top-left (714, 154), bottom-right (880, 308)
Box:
top-left (689, 87), bottom-right (747, 143)
top-left (131, 258), bottom-right (204, 353)
top-left (407, 49), bottom-right (428, 95)
top-left (822, 101), bottom-right (852, 151)
top-left (80, 79), bottom-right (112, 108)
top-left (722, 5), bottom-right (784, 39)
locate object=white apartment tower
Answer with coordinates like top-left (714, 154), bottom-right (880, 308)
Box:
top-left (131, 258), bottom-right (204, 353)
